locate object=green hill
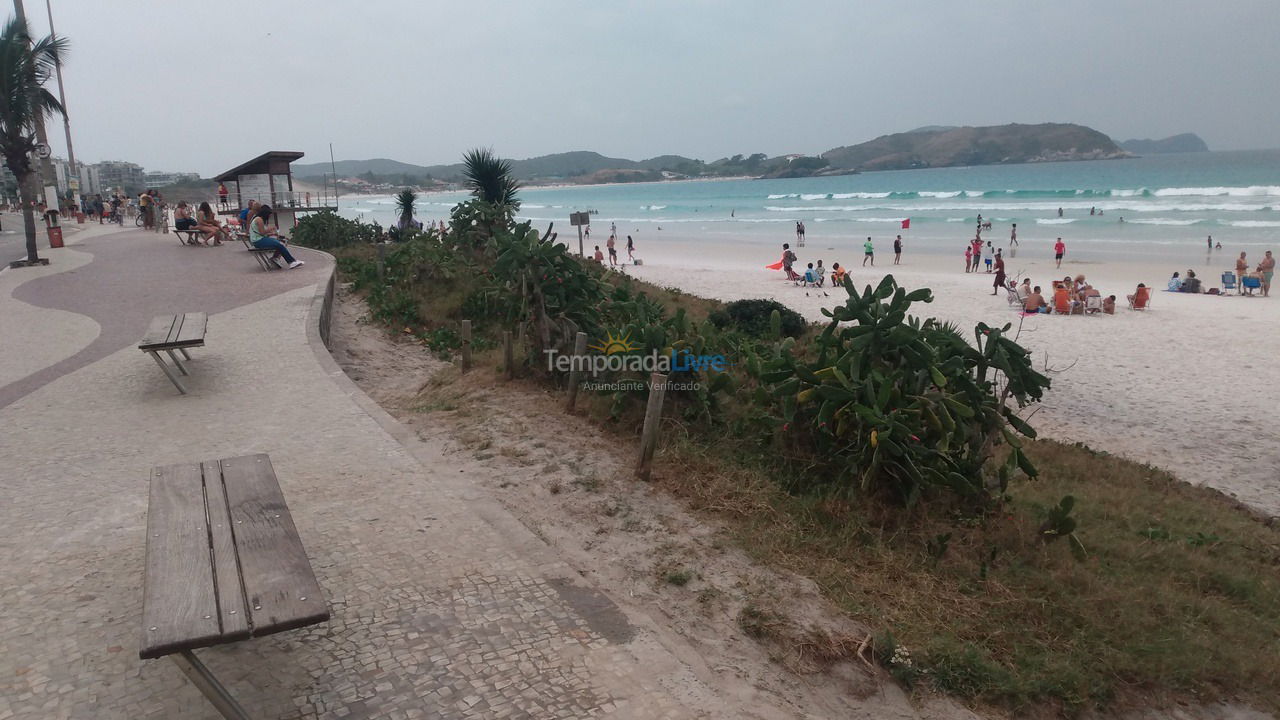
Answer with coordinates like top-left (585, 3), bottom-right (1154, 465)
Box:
top-left (1120, 133), bottom-right (1209, 154)
top-left (822, 123), bottom-right (1129, 171)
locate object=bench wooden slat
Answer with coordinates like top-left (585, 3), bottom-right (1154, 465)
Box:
top-left (140, 464), bottom-right (223, 660)
top-left (220, 454), bottom-right (329, 637)
top-left (201, 460), bottom-right (250, 641)
top-left (139, 315), bottom-right (181, 350)
top-left (174, 313), bottom-right (208, 347)
top-left (139, 313), bottom-right (207, 351)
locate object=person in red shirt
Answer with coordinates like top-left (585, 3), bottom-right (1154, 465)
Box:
top-left (1054, 238), bottom-right (1066, 268)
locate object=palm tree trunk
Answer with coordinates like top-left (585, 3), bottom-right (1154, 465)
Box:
top-left (17, 168), bottom-right (40, 263)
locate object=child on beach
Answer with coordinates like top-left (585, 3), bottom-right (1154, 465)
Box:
top-left (964, 245), bottom-right (973, 273)
top-left (830, 263), bottom-right (845, 286)
top-left (1054, 238), bottom-right (1066, 268)
top-left (984, 242), bottom-right (994, 272)
top-left (593, 245), bottom-right (604, 263)
top-left (815, 259), bottom-right (826, 286)
top-left (863, 237), bottom-right (874, 266)
top-left (803, 263), bottom-right (817, 286)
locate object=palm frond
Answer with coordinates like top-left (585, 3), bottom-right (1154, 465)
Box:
top-left (462, 147), bottom-right (520, 210)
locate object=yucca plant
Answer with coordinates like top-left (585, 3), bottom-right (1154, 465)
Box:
top-left (0, 17), bottom-right (67, 265)
top-left (394, 188), bottom-right (416, 232)
top-left (462, 147), bottom-right (520, 211)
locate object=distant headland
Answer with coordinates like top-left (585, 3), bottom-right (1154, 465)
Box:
top-left (293, 122), bottom-right (1144, 191)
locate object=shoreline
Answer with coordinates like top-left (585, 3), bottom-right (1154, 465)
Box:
top-left (613, 235), bottom-right (1280, 517)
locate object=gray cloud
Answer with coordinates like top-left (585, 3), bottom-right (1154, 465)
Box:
top-left (32, 0), bottom-right (1280, 176)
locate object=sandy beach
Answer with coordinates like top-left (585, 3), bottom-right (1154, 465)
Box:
top-left (618, 231), bottom-right (1280, 517)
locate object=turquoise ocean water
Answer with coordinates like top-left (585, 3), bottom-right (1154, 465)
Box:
top-left (340, 150), bottom-right (1280, 262)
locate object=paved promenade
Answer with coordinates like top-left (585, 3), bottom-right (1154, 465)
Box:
top-left (0, 227), bottom-right (755, 719)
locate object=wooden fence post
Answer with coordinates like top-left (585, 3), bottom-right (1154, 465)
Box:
top-left (564, 331), bottom-right (588, 412)
top-left (503, 330), bottom-right (514, 380)
top-left (635, 372), bottom-right (668, 480)
top-left (376, 242), bottom-right (386, 281)
top-left (460, 320), bottom-right (472, 372)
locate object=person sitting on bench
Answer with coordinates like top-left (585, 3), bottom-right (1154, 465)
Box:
top-left (174, 202), bottom-right (198, 241)
top-left (195, 201), bottom-right (226, 246)
top-left (250, 205), bottom-right (305, 269)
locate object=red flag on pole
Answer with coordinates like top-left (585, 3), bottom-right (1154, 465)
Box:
top-left (901, 218), bottom-right (910, 229)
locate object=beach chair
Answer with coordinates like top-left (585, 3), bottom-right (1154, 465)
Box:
top-left (1051, 287), bottom-right (1074, 314)
top-left (1127, 286), bottom-right (1151, 310)
top-left (1005, 286), bottom-right (1023, 309)
top-left (1221, 271), bottom-right (1236, 291)
top-left (1084, 295), bottom-right (1103, 314)
top-left (1242, 275), bottom-right (1262, 296)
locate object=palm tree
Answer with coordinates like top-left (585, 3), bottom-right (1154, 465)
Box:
top-left (462, 148), bottom-right (520, 211)
top-left (0, 17), bottom-right (66, 266)
top-left (394, 188), bottom-right (416, 231)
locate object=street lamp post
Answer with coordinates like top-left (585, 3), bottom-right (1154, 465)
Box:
top-left (45, 0), bottom-right (78, 209)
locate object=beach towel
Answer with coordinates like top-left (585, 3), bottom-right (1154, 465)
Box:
top-left (765, 253), bottom-right (786, 270)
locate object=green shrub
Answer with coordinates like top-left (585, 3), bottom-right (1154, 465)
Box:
top-left (292, 210), bottom-right (381, 250)
top-left (715, 299), bottom-right (806, 338)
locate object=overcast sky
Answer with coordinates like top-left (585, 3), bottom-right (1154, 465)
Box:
top-left (27, 0), bottom-right (1280, 176)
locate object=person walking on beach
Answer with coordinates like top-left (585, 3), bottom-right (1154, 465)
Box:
top-left (781, 242), bottom-right (799, 281)
top-left (893, 235), bottom-right (903, 264)
top-left (1259, 250), bottom-right (1274, 297)
top-left (606, 234), bottom-right (617, 266)
top-left (626, 235), bottom-right (635, 262)
top-left (1236, 252), bottom-right (1249, 294)
top-left (862, 237), bottom-right (874, 266)
top-left (984, 241), bottom-right (994, 272)
top-left (1054, 238), bottom-right (1065, 268)
top-left (971, 237), bottom-right (983, 272)
top-left (1208, 235), bottom-right (1214, 251)
top-left (1010, 223), bottom-right (1018, 246)
top-left (991, 249), bottom-right (1006, 295)
top-left (796, 221), bottom-right (806, 246)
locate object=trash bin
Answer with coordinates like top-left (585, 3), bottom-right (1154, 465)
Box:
top-left (48, 226), bottom-right (64, 248)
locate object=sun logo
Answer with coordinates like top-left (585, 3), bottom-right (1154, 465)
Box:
top-left (589, 330), bottom-right (638, 355)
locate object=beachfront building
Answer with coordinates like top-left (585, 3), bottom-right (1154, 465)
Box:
top-left (92, 161), bottom-right (146, 195)
top-left (144, 171), bottom-right (200, 188)
top-left (214, 151), bottom-right (338, 234)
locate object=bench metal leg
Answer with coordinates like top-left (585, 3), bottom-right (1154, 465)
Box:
top-left (166, 349), bottom-right (190, 376)
top-left (171, 650), bottom-right (251, 720)
top-left (179, 348), bottom-right (192, 361)
top-left (148, 351), bottom-right (187, 394)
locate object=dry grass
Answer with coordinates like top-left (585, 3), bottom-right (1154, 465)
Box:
top-left (649, 436), bottom-right (1280, 714)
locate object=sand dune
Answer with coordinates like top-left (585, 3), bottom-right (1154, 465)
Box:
top-left (620, 235), bottom-right (1280, 516)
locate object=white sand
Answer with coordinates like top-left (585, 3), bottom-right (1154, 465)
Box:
top-left (616, 233), bottom-right (1280, 517)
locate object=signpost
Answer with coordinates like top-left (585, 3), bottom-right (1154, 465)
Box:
top-left (570, 211), bottom-right (592, 257)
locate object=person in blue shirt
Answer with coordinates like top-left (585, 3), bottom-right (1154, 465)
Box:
top-left (803, 262), bottom-right (817, 286)
top-left (1167, 271), bottom-right (1183, 292)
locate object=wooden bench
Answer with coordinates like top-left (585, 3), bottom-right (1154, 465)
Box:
top-left (141, 454), bottom-right (329, 720)
top-left (173, 228), bottom-right (203, 246)
top-left (139, 313), bottom-right (207, 394)
top-left (238, 232), bottom-right (283, 271)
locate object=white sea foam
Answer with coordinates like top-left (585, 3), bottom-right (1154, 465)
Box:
top-left (767, 193), bottom-right (800, 199)
top-left (964, 190), bottom-right (986, 197)
top-left (1223, 220), bottom-right (1280, 228)
top-left (800, 193), bottom-right (831, 200)
top-left (1036, 218), bottom-right (1076, 225)
top-left (918, 191), bottom-right (962, 198)
top-left (1128, 218), bottom-right (1202, 226)
top-left (851, 217), bottom-right (909, 223)
top-left (946, 217), bottom-right (966, 222)
top-left (1110, 188), bottom-right (1146, 197)
top-left (1153, 185), bottom-right (1280, 197)
top-left (831, 191), bottom-right (892, 199)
